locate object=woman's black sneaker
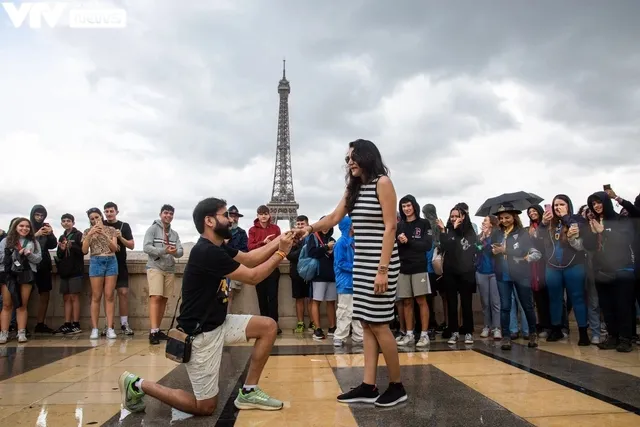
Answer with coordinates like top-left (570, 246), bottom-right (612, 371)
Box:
top-left (337, 383), bottom-right (379, 403)
top-left (374, 382), bottom-right (408, 407)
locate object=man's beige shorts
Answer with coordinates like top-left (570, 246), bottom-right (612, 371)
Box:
top-left (147, 268), bottom-right (175, 298)
top-left (229, 279), bottom-right (243, 291)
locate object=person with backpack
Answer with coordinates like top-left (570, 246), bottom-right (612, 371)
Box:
top-left (287, 215), bottom-right (312, 333)
top-left (333, 216), bottom-right (363, 347)
top-left (306, 217), bottom-right (337, 341)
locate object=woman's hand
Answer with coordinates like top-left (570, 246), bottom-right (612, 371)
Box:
top-left (567, 223), bottom-right (579, 239)
top-left (491, 244), bottom-right (505, 255)
top-left (374, 272), bottom-right (388, 294)
top-left (23, 249), bottom-right (31, 256)
top-left (453, 218), bottom-right (462, 229)
top-left (590, 219), bottom-right (604, 234)
top-left (436, 219), bottom-right (445, 231)
top-left (542, 210), bottom-right (553, 225)
top-left (556, 205), bottom-right (568, 217)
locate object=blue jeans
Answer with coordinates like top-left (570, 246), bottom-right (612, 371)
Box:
top-left (510, 291), bottom-right (529, 335)
top-left (546, 264), bottom-right (587, 328)
top-left (89, 256), bottom-right (118, 277)
top-left (498, 279), bottom-right (537, 336)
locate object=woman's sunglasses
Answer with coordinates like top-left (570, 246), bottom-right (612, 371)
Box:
top-left (345, 154), bottom-right (360, 164)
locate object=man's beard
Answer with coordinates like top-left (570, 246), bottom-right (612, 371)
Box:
top-left (231, 222), bottom-right (238, 230)
top-left (215, 222), bottom-right (233, 240)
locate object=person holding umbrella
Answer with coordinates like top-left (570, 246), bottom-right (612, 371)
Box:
top-left (491, 203), bottom-right (541, 350)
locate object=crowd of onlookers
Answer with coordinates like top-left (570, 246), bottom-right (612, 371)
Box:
top-left (1, 186), bottom-right (639, 354)
top-left (0, 202), bottom-right (183, 344)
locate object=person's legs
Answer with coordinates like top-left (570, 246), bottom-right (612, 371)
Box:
top-left (334, 294), bottom-right (350, 341)
top-left (34, 268), bottom-right (52, 329)
top-left (267, 270), bottom-right (280, 324)
top-left (564, 264), bottom-right (588, 327)
top-left (497, 280), bottom-right (514, 336)
top-left (476, 272), bottom-right (492, 329)
top-left (325, 282), bottom-right (337, 329)
top-left (16, 284), bottom-right (33, 332)
top-left (1, 284), bottom-right (12, 333)
top-left (255, 280), bottom-right (269, 317)
top-left (104, 275), bottom-right (117, 336)
top-left (116, 264), bottom-right (130, 330)
top-left (545, 268), bottom-right (564, 327)
top-left (460, 290), bottom-right (474, 335)
top-left (509, 293), bottom-right (519, 335)
top-left (90, 275), bottom-right (105, 330)
top-left (488, 274), bottom-right (501, 330)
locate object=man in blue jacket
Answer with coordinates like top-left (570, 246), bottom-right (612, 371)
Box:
top-left (226, 205), bottom-right (248, 312)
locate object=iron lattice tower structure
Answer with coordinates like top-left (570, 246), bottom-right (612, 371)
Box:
top-left (267, 60), bottom-right (299, 229)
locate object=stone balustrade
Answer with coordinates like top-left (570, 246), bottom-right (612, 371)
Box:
top-left (27, 251), bottom-right (484, 331)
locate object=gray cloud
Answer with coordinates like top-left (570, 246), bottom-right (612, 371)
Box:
top-left (2, 0), bottom-right (639, 240)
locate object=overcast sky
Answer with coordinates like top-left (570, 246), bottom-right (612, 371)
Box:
top-left (1, 0), bottom-right (639, 245)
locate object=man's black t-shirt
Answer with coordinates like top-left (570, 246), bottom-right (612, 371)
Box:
top-left (104, 220), bottom-right (133, 265)
top-left (177, 237), bottom-right (240, 334)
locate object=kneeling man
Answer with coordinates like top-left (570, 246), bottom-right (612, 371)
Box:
top-left (119, 197), bottom-right (296, 416)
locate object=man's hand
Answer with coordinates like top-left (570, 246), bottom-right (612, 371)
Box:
top-left (59, 240), bottom-right (68, 251)
top-left (115, 229), bottom-right (122, 238)
top-left (542, 210), bottom-right (553, 225)
top-left (166, 245), bottom-right (177, 255)
top-left (263, 234), bottom-right (276, 245)
top-left (35, 228), bottom-right (45, 237)
top-left (278, 231), bottom-right (294, 254)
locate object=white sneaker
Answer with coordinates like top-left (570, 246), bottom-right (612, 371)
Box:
top-left (395, 332), bottom-right (406, 343)
top-left (591, 336), bottom-right (601, 345)
top-left (480, 327), bottom-right (490, 338)
top-left (493, 328), bottom-right (503, 340)
top-left (397, 334), bottom-right (414, 346)
top-left (90, 328), bottom-right (99, 339)
top-left (17, 331), bottom-right (27, 343)
top-left (333, 339), bottom-right (343, 347)
top-left (416, 335), bottom-right (430, 347)
top-left (538, 330), bottom-right (549, 339)
top-left (0, 331), bottom-right (8, 344)
top-left (464, 333), bottom-right (474, 345)
top-left (447, 332), bottom-right (459, 345)
top-left (106, 328), bottom-right (117, 339)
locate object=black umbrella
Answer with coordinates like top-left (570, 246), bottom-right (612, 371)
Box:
top-left (475, 192), bottom-right (544, 217)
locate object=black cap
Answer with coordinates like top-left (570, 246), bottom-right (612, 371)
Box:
top-left (494, 202), bottom-right (522, 215)
top-left (228, 205), bottom-right (243, 217)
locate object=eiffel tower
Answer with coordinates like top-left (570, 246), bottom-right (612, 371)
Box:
top-left (267, 60), bottom-right (299, 229)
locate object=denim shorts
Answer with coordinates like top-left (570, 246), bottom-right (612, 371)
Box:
top-left (89, 256), bottom-right (118, 278)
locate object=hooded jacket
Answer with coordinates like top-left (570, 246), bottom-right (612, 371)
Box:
top-left (307, 227), bottom-right (336, 282)
top-left (442, 215), bottom-right (478, 276)
top-left (143, 220), bottom-right (184, 272)
top-left (334, 216), bottom-right (354, 294)
top-left (248, 218), bottom-right (281, 251)
top-left (30, 205), bottom-right (57, 271)
top-left (397, 195), bottom-right (432, 274)
top-left (55, 227), bottom-right (84, 278)
top-left (585, 191), bottom-right (635, 273)
top-left (538, 195), bottom-right (589, 269)
top-left (526, 204), bottom-right (546, 289)
top-left (0, 236), bottom-right (42, 273)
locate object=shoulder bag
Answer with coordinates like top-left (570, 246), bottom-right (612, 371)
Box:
top-left (165, 296), bottom-right (216, 363)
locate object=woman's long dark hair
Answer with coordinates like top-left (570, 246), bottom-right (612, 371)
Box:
top-left (498, 212), bottom-right (523, 230)
top-left (446, 205), bottom-right (474, 235)
top-left (6, 217), bottom-right (36, 249)
top-left (345, 139), bottom-right (389, 213)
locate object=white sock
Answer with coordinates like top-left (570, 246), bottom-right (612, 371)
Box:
top-left (151, 328), bottom-right (160, 333)
top-left (406, 331), bottom-right (414, 337)
top-left (135, 379), bottom-right (144, 390)
top-left (121, 316), bottom-right (128, 326)
top-left (243, 384), bottom-right (257, 392)
top-left (421, 331), bottom-right (429, 338)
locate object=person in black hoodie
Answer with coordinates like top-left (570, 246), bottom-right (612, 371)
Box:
top-left (436, 204), bottom-right (477, 345)
top-left (395, 195), bottom-right (433, 347)
top-left (30, 205), bottom-right (58, 334)
top-left (307, 219), bottom-right (337, 341)
top-left (54, 214), bottom-right (84, 335)
top-left (539, 195), bottom-right (591, 345)
top-left (526, 205), bottom-right (551, 338)
top-left (492, 203), bottom-right (540, 350)
top-left (585, 191), bottom-right (635, 352)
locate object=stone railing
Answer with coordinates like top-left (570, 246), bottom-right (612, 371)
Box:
top-left (28, 251), bottom-right (483, 330)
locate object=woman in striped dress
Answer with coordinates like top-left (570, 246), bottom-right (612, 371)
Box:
top-left (303, 139), bottom-right (406, 407)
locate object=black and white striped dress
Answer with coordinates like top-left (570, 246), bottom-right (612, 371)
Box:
top-left (351, 176), bottom-right (400, 323)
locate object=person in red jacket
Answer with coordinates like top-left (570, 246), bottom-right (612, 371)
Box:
top-left (248, 205), bottom-right (282, 333)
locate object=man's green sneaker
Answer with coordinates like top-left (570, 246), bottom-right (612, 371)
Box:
top-left (234, 387), bottom-right (283, 411)
top-left (118, 371), bottom-right (146, 413)
top-left (294, 322), bottom-right (305, 333)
